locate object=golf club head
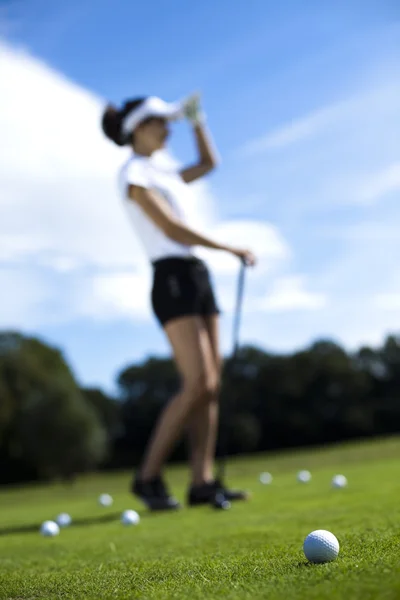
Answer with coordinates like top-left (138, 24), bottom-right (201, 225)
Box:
top-left (212, 491), bottom-right (231, 510)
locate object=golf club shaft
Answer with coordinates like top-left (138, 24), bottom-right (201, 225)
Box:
top-left (217, 260), bottom-right (247, 483)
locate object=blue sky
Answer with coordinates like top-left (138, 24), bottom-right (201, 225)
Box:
top-left (0, 1), bottom-right (399, 393)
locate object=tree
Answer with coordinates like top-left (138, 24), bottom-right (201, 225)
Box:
top-left (0, 331), bottom-right (108, 483)
top-left (82, 388), bottom-right (122, 439)
top-left (116, 357), bottom-right (180, 463)
top-left (17, 385), bottom-right (108, 480)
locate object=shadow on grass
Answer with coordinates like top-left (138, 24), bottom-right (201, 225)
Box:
top-left (0, 513), bottom-right (122, 536)
top-left (294, 560), bottom-right (331, 569)
top-left (293, 560), bottom-right (315, 569)
top-left (0, 508), bottom-right (181, 536)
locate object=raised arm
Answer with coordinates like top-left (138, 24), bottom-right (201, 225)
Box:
top-left (179, 94), bottom-right (220, 184)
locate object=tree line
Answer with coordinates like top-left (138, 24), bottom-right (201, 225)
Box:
top-left (0, 330), bottom-right (399, 485)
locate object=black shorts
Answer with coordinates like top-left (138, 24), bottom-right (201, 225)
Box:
top-left (151, 256), bottom-right (220, 327)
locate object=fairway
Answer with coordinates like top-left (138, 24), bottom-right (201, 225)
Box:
top-left (1, 436), bottom-right (399, 599)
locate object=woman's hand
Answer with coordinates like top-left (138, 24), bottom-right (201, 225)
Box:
top-left (229, 248), bottom-right (257, 266)
top-left (183, 93), bottom-right (205, 125)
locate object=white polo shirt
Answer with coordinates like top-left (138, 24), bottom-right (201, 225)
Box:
top-left (119, 152), bottom-right (194, 263)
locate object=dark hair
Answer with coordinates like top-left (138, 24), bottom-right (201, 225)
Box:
top-left (101, 97), bottom-right (147, 146)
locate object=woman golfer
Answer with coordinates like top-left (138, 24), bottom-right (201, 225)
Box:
top-left (101, 94), bottom-right (256, 510)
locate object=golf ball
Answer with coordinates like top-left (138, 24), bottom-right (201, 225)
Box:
top-left (213, 492), bottom-right (231, 510)
top-left (331, 474), bottom-right (347, 488)
top-left (55, 513), bottom-right (72, 528)
top-left (40, 520), bottom-right (60, 537)
top-left (303, 529), bottom-right (339, 563)
top-left (121, 509), bottom-right (140, 525)
top-left (98, 493), bottom-right (113, 507)
top-left (297, 470), bottom-right (312, 483)
top-left (259, 472), bottom-right (273, 484)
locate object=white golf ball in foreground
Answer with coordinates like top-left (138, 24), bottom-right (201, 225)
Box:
top-left (40, 520), bottom-right (60, 537)
top-left (259, 472), bottom-right (273, 484)
top-left (331, 474), bottom-right (348, 488)
top-left (56, 513), bottom-right (72, 528)
top-left (121, 509), bottom-right (140, 526)
top-left (297, 470), bottom-right (312, 483)
top-left (303, 530), bottom-right (339, 563)
top-left (98, 493), bottom-right (113, 507)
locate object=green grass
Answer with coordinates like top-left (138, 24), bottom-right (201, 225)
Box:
top-left (1, 436), bottom-right (400, 599)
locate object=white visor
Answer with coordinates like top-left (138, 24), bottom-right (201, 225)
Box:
top-left (121, 96), bottom-right (184, 138)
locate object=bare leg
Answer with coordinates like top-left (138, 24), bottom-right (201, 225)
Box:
top-left (139, 389), bottom-right (197, 481)
top-left (186, 315), bottom-right (251, 503)
top-left (186, 315), bottom-right (221, 485)
top-left (139, 316), bottom-right (218, 481)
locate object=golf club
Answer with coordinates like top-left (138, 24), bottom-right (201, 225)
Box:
top-left (213, 259), bottom-right (247, 507)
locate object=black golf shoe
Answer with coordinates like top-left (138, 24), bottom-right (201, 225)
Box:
top-left (132, 475), bottom-right (181, 511)
top-left (187, 479), bottom-right (250, 506)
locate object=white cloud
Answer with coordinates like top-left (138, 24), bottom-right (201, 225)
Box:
top-left (373, 293), bottom-right (400, 312)
top-left (356, 162), bottom-right (400, 205)
top-left (76, 272), bottom-right (152, 322)
top-left (0, 267), bottom-right (51, 329)
top-left (254, 276), bottom-right (327, 312)
top-left (2, 35), bottom-right (397, 368)
top-left (316, 161), bottom-right (400, 209)
top-left (256, 216), bottom-right (400, 353)
top-left (239, 102), bottom-right (343, 156)
top-left (236, 78), bottom-right (400, 217)
top-left (197, 220), bottom-right (290, 276)
top-left (0, 40), bottom-right (296, 328)
top-left (239, 83), bottom-right (400, 159)
top-left (225, 58), bottom-right (400, 356)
